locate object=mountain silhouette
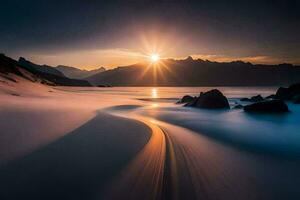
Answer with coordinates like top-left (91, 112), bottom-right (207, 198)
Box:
top-left (19, 57), bottom-right (65, 77)
top-left (56, 65), bottom-right (106, 79)
top-left (0, 54), bottom-right (91, 86)
top-left (86, 57), bottom-right (300, 86)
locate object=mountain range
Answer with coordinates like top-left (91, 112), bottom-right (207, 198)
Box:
top-left (56, 65), bottom-right (105, 79)
top-left (2, 54), bottom-right (300, 87)
top-left (86, 56), bottom-right (300, 86)
top-left (0, 54), bottom-right (91, 86)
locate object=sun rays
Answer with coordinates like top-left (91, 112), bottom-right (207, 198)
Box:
top-left (130, 31), bottom-right (183, 85)
top-left (150, 54), bottom-right (160, 63)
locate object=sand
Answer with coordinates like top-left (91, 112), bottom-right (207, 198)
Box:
top-left (1, 76), bottom-right (300, 199)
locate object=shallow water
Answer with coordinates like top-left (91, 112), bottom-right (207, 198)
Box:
top-left (98, 86), bottom-right (300, 199)
top-left (2, 86), bottom-right (300, 199)
top-left (71, 86), bottom-right (277, 99)
top-left (65, 86), bottom-right (300, 157)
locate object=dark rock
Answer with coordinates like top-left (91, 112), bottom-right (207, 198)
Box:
top-left (233, 104), bottom-right (244, 109)
top-left (275, 83), bottom-right (300, 100)
top-left (244, 100), bottom-right (289, 113)
top-left (185, 89), bottom-right (230, 109)
top-left (240, 95), bottom-right (264, 102)
top-left (240, 97), bottom-right (250, 101)
top-left (265, 94), bottom-right (277, 99)
top-left (251, 95), bottom-right (264, 102)
top-left (97, 84), bottom-right (112, 87)
top-left (177, 95), bottom-right (195, 104)
top-left (97, 84), bottom-right (107, 87)
top-left (293, 95), bottom-right (300, 104)
top-left (275, 87), bottom-right (292, 100)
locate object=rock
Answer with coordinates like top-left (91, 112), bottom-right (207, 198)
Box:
top-left (275, 83), bottom-right (300, 100)
top-left (233, 104), bottom-right (243, 109)
top-left (244, 100), bottom-right (289, 113)
top-left (10, 93), bottom-right (20, 96)
top-left (185, 89), bottom-right (230, 109)
top-left (177, 95), bottom-right (195, 104)
top-left (251, 95), bottom-right (264, 102)
top-left (265, 94), bottom-right (277, 99)
top-left (293, 95), bottom-right (300, 104)
top-left (275, 87), bottom-right (292, 100)
top-left (240, 97), bottom-right (250, 101)
top-left (97, 84), bottom-right (112, 87)
top-left (240, 95), bottom-right (264, 102)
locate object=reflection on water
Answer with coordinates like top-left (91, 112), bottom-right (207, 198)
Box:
top-left (151, 103), bottom-right (159, 108)
top-left (151, 88), bottom-right (158, 98)
top-left (69, 86), bottom-right (277, 99)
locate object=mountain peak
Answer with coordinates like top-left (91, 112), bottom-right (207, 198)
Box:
top-left (18, 57), bottom-right (27, 62)
top-left (185, 56), bottom-right (194, 61)
top-left (56, 65), bottom-right (106, 79)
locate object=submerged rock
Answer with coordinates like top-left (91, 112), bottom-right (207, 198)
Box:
top-left (177, 95), bottom-right (195, 104)
top-left (233, 104), bottom-right (244, 109)
top-left (240, 95), bottom-right (264, 102)
top-left (185, 89), bottom-right (230, 109)
top-left (244, 100), bottom-right (289, 113)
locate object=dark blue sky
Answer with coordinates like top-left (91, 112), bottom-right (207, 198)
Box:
top-left (0, 0), bottom-right (299, 68)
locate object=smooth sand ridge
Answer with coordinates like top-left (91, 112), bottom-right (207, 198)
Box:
top-left (0, 76), bottom-right (148, 165)
top-left (102, 106), bottom-right (234, 200)
top-left (154, 121), bottom-right (255, 200)
top-left (106, 117), bottom-right (252, 200)
top-left (102, 113), bottom-right (226, 200)
top-left (0, 112), bottom-right (151, 200)
top-left (102, 106), bottom-right (300, 200)
top-left (102, 106), bottom-right (203, 200)
top-left (104, 117), bottom-right (166, 200)
top-left (0, 105), bottom-right (94, 165)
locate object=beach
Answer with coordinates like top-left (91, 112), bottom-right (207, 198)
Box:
top-left (1, 77), bottom-right (300, 199)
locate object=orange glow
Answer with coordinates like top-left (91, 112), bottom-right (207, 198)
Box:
top-left (151, 103), bottom-right (159, 108)
top-left (150, 54), bottom-right (160, 63)
top-left (151, 88), bottom-right (158, 98)
top-left (105, 116), bottom-right (166, 199)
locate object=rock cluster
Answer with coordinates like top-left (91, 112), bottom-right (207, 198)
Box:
top-left (180, 89), bottom-right (230, 109)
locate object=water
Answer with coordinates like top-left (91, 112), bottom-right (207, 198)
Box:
top-left (98, 86), bottom-right (300, 199)
top-left (83, 86), bottom-right (300, 157)
top-left (76, 86), bottom-right (277, 99)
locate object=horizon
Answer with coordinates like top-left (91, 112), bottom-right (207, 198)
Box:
top-left (1, 1), bottom-right (299, 70)
top-left (6, 54), bottom-right (300, 71)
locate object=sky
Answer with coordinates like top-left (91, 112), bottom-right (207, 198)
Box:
top-left (0, 0), bottom-right (299, 69)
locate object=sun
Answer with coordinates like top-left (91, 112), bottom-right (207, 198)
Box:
top-left (150, 54), bottom-right (160, 63)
